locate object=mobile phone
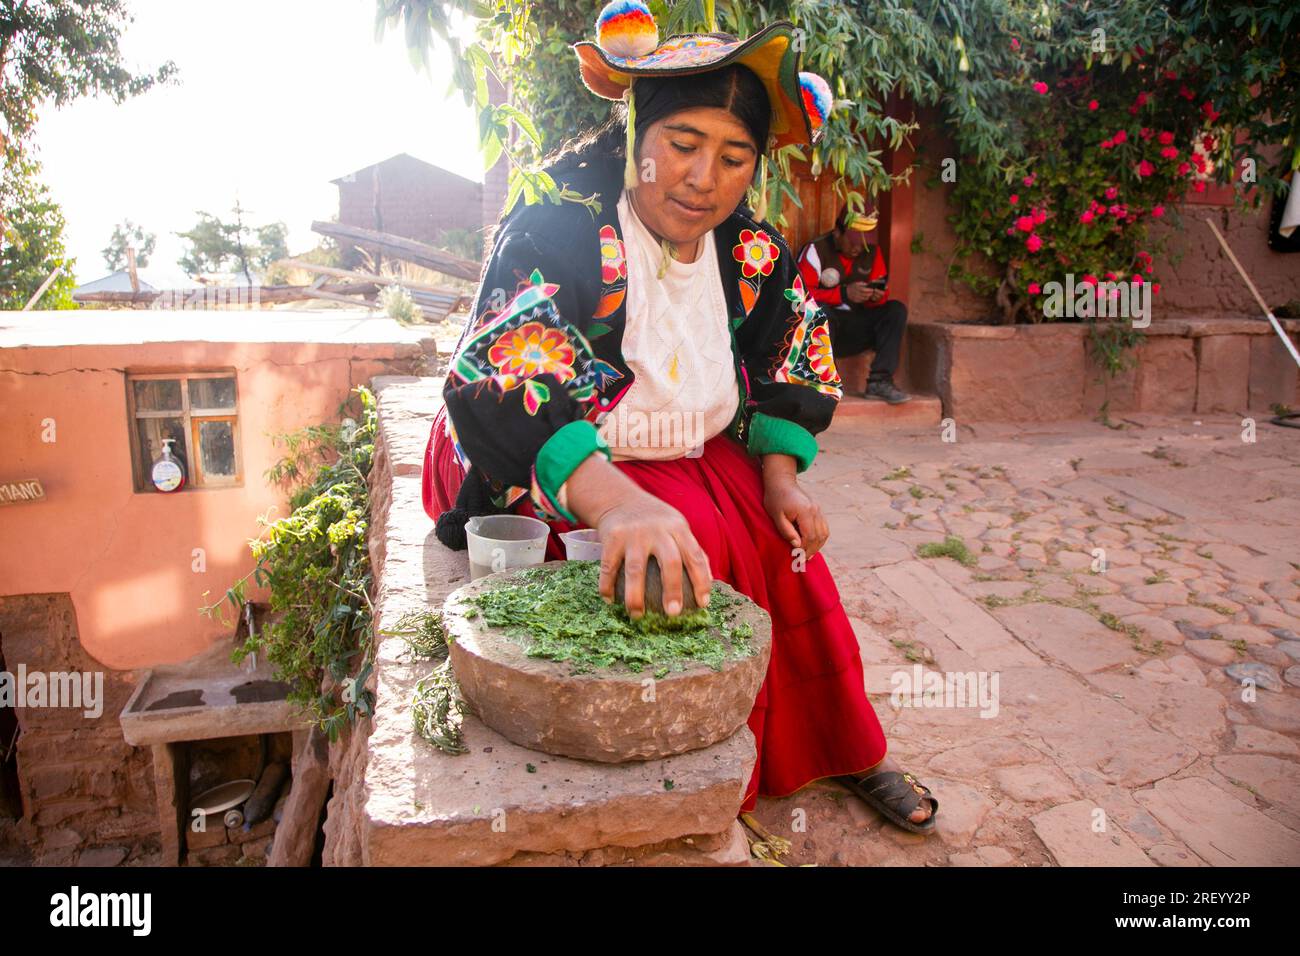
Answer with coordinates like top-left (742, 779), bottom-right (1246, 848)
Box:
top-left (867, 276), bottom-right (888, 291)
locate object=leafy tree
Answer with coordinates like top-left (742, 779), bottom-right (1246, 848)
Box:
top-left (176, 202), bottom-right (289, 283)
top-left (102, 219), bottom-right (156, 271)
top-left (0, 154), bottom-right (77, 309)
top-left (0, 0), bottom-right (177, 166)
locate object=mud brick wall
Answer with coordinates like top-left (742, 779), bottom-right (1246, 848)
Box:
top-left (0, 594), bottom-right (156, 866)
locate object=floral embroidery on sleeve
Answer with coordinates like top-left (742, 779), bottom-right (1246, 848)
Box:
top-left (451, 268), bottom-right (601, 415)
top-left (770, 274), bottom-right (843, 398)
top-left (733, 227), bottom-right (779, 317)
top-left (593, 223), bottom-right (627, 322)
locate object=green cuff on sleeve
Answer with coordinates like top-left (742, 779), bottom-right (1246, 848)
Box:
top-left (532, 419), bottom-right (611, 522)
top-left (745, 412), bottom-right (819, 473)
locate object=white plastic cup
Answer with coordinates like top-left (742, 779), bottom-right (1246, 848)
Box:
top-left (559, 528), bottom-right (603, 562)
top-left (465, 515), bottom-right (550, 580)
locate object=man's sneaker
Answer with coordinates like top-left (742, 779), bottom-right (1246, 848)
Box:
top-left (865, 379), bottom-right (912, 404)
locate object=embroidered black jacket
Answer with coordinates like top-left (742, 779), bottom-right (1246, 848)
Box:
top-left (441, 153), bottom-right (843, 525)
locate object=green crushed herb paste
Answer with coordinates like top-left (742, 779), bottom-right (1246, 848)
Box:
top-left (462, 560), bottom-right (756, 676)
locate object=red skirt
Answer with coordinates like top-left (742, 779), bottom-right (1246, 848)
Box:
top-left (422, 405), bottom-right (888, 813)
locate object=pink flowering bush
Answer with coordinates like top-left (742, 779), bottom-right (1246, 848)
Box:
top-left (944, 3), bottom-right (1293, 325)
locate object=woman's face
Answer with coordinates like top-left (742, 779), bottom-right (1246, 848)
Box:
top-left (630, 106), bottom-right (760, 245)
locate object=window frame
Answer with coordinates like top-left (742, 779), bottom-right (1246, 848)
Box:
top-left (126, 369), bottom-right (243, 492)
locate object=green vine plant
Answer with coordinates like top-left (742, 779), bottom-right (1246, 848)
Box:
top-left (1088, 319), bottom-right (1146, 418)
top-left (200, 385), bottom-right (379, 742)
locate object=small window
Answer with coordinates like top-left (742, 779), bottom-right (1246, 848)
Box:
top-left (127, 371), bottom-right (242, 491)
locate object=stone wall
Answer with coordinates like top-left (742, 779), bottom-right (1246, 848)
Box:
top-left (908, 318), bottom-right (1300, 422)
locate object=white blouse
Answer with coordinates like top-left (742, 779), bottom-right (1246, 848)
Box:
top-left (594, 187), bottom-right (740, 461)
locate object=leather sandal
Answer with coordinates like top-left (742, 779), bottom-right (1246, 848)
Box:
top-left (836, 770), bottom-right (938, 835)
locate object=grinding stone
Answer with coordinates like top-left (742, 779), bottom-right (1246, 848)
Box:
top-left (443, 561), bottom-right (772, 763)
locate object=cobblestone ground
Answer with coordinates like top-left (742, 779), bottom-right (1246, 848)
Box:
top-left (746, 412), bottom-right (1300, 867)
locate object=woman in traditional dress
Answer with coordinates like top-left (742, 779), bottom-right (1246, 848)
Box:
top-left (422, 4), bottom-right (937, 835)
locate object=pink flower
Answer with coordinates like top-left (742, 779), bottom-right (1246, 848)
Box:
top-left (1201, 101), bottom-right (1220, 122)
top-left (1104, 271), bottom-right (1117, 281)
top-left (1179, 85), bottom-right (1194, 101)
top-left (1153, 283), bottom-right (1161, 294)
top-left (1027, 281), bottom-right (1041, 294)
top-left (1160, 146), bottom-right (1179, 160)
top-left (1006, 227), bottom-right (1015, 236)
top-left (1082, 274), bottom-right (1098, 286)
top-left (1032, 207), bottom-right (1047, 225)
top-left (1010, 38), bottom-right (1021, 51)
top-left (1193, 181), bottom-right (1207, 193)
top-left (1113, 129), bottom-right (1128, 144)
top-left (1140, 127), bottom-right (1153, 140)
top-left (1191, 154), bottom-right (1207, 173)
top-left (1023, 174), bottom-right (1035, 187)
top-left (1105, 187), bottom-right (1118, 200)
top-left (1162, 70), bottom-right (1178, 81)
top-left (1134, 92), bottom-right (1149, 107)
top-left (1009, 194), bottom-right (1019, 205)
top-left (1032, 81), bottom-right (1049, 95)
top-left (1137, 159), bottom-right (1155, 177)
top-left (1177, 162), bottom-right (1191, 176)
top-left (1080, 210), bottom-right (1095, 224)
top-left (1088, 99), bottom-right (1099, 111)
top-left (1202, 134), bottom-right (1216, 151)
top-left (1100, 138), bottom-right (1115, 150)
top-left (1026, 234), bottom-right (1042, 253)
top-left (1132, 274), bottom-right (1143, 284)
top-left (1157, 131), bottom-right (1174, 146)
top-left (1128, 105), bottom-right (1139, 116)
top-left (1016, 215), bottom-right (1035, 232)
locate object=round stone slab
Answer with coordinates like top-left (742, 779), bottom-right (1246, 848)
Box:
top-left (443, 561), bottom-right (772, 763)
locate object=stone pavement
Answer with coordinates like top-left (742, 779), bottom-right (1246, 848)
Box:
top-left (746, 411), bottom-right (1300, 867)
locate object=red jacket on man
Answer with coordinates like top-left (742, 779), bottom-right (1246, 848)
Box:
top-left (795, 234), bottom-right (889, 310)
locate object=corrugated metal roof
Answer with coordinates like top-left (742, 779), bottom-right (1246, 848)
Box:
top-left (71, 270), bottom-right (159, 295)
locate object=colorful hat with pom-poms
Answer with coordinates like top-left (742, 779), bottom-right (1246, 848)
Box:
top-left (575, 3), bottom-right (833, 190)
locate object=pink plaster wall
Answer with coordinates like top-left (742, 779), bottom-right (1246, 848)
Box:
top-left (1, 339), bottom-right (425, 670)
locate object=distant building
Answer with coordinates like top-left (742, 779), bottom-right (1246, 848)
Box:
top-left (331, 153), bottom-right (483, 267)
top-left (71, 270), bottom-right (159, 300)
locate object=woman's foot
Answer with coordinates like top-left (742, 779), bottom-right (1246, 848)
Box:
top-left (843, 755), bottom-right (935, 826)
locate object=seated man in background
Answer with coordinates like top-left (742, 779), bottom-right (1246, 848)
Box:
top-left (796, 202), bottom-right (911, 404)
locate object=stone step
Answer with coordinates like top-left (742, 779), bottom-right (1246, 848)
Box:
top-left (830, 392), bottom-right (944, 430)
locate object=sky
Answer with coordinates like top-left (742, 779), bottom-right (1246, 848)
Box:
top-left (33, 0), bottom-right (484, 289)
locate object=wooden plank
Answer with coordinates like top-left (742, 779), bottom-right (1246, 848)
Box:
top-left (311, 220), bottom-right (481, 281)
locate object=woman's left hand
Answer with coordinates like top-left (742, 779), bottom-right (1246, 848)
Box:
top-left (761, 461), bottom-right (829, 557)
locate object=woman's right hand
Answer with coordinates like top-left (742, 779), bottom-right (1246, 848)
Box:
top-left (594, 491), bottom-right (712, 619)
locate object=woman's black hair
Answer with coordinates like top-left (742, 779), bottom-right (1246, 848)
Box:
top-left (540, 62), bottom-right (772, 183)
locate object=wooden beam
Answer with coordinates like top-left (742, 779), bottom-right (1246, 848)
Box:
top-left (22, 265), bottom-right (63, 310)
top-left (277, 258), bottom-right (465, 296)
top-left (74, 281), bottom-right (380, 307)
top-left (302, 287), bottom-right (381, 309)
top-left (126, 246), bottom-right (140, 293)
top-left (310, 220), bottom-right (481, 281)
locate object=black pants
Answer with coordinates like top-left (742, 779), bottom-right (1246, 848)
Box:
top-left (828, 299), bottom-right (908, 381)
